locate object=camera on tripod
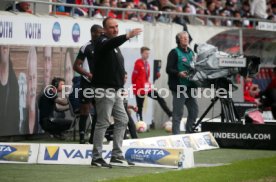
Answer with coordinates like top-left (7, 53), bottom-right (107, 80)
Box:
top-left (190, 43), bottom-right (260, 89)
top-left (190, 43), bottom-right (261, 131)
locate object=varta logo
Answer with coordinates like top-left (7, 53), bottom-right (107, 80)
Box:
top-left (44, 146), bottom-right (60, 160)
top-left (133, 149), bottom-right (167, 156)
top-left (62, 149), bottom-right (111, 159)
top-left (0, 145), bottom-right (16, 159)
top-left (125, 148), bottom-right (170, 163)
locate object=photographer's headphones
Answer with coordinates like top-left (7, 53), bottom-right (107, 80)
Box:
top-left (175, 34), bottom-right (180, 45)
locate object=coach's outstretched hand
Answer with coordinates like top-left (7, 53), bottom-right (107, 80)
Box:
top-left (126, 28), bottom-right (142, 39)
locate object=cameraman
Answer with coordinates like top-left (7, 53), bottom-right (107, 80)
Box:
top-left (166, 31), bottom-right (198, 134)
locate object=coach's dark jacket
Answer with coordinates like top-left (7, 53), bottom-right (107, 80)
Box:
top-left (92, 34), bottom-right (128, 90)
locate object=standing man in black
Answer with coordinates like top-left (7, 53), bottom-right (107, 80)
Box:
top-left (73, 25), bottom-right (104, 144)
top-left (91, 17), bottom-right (142, 168)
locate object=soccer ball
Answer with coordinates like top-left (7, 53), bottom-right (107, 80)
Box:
top-left (135, 121), bottom-right (147, 133)
top-left (163, 121), bottom-right (172, 133)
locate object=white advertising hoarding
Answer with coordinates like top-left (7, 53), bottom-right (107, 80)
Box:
top-left (37, 144), bottom-right (193, 169)
top-left (123, 132), bottom-right (219, 151)
top-left (0, 143), bottom-right (39, 164)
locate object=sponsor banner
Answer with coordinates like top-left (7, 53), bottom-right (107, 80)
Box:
top-left (0, 143), bottom-right (39, 163)
top-left (37, 144), bottom-right (193, 168)
top-left (191, 132), bottom-right (220, 150)
top-left (257, 22), bottom-right (276, 31)
top-left (123, 137), bottom-right (172, 148)
top-left (0, 13), bottom-right (143, 48)
top-left (202, 122), bottom-right (276, 150)
top-left (124, 147), bottom-right (194, 169)
top-left (169, 135), bottom-right (199, 151)
top-left (123, 132), bottom-right (219, 151)
top-left (37, 144), bottom-right (104, 165)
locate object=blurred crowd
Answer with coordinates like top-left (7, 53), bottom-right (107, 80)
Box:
top-left (6, 0), bottom-right (276, 27)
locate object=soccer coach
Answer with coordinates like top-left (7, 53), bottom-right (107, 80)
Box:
top-left (91, 17), bottom-right (142, 168)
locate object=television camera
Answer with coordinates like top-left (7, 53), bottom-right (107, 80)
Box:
top-left (190, 43), bottom-right (261, 131)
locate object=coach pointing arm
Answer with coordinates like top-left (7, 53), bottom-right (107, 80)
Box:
top-left (96, 28), bottom-right (142, 53)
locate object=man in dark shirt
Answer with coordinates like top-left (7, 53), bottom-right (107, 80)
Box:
top-left (91, 17), bottom-right (142, 168)
top-left (38, 77), bottom-right (72, 139)
top-left (73, 24), bottom-right (104, 144)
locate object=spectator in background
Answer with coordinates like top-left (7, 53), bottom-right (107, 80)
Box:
top-left (52, 0), bottom-right (66, 13)
top-left (217, 9), bottom-right (228, 26)
top-left (194, 0), bottom-right (204, 8)
top-left (110, 0), bottom-right (120, 16)
top-left (65, 0), bottom-right (88, 16)
top-left (205, 2), bottom-right (219, 26)
top-left (156, 6), bottom-right (174, 23)
top-left (196, 8), bottom-right (206, 24)
top-left (223, 0), bottom-right (235, 17)
top-left (117, 3), bottom-right (138, 20)
top-left (240, 0), bottom-right (251, 18)
top-left (170, 0), bottom-right (183, 7)
top-left (6, 2), bottom-right (32, 13)
top-left (148, 0), bottom-right (175, 11)
top-left (239, 0), bottom-right (252, 27)
top-left (250, 0), bottom-right (268, 19)
top-left (137, 2), bottom-right (154, 22)
top-left (79, 0), bottom-right (94, 15)
top-left (232, 11), bottom-right (242, 27)
top-left (267, 2), bottom-right (276, 21)
top-left (205, 1), bottom-right (217, 16)
top-left (186, 2), bottom-right (197, 15)
top-left (243, 76), bottom-right (261, 105)
top-left (93, 0), bottom-right (117, 18)
top-left (110, 0), bottom-right (118, 8)
top-left (214, 0), bottom-right (224, 14)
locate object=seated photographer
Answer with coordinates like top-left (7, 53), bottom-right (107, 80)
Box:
top-left (38, 77), bottom-right (72, 139)
top-left (244, 76), bottom-right (261, 105)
